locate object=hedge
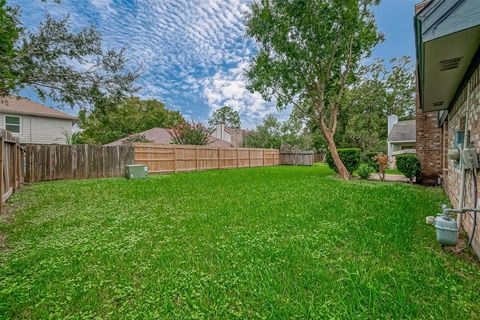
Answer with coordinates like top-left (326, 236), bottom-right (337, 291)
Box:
top-left (362, 151), bottom-right (382, 172)
top-left (326, 148), bottom-right (361, 174)
top-left (396, 154), bottom-right (421, 182)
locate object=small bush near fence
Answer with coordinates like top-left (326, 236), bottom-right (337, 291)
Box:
top-left (357, 163), bottom-right (374, 179)
top-left (326, 148), bottom-right (361, 175)
top-left (396, 154), bottom-right (421, 183)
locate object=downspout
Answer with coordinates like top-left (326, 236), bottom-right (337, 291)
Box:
top-left (457, 81), bottom-right (471, 228)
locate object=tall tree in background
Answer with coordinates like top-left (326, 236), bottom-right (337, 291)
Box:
top-left (245, 114), bottom-right (313, 150)
top-left (0, 1), bottom-right (137, 107)
top-left (80, 98), bottom-right (184, 144)
top-left (246, 0), bottom-right (382, 179)
top-left (337, 57), bottom-right (416, 151)
top-left (0, 1), bottom-right (19, 96)
top-left (208, 106), bottom-right (241, 128)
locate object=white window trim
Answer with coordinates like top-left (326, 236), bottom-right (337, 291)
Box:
top-left (4, 115), bottom-right (21, 135)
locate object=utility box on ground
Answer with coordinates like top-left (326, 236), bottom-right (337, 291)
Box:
top-left (125, 164), bottom-right (148, 179)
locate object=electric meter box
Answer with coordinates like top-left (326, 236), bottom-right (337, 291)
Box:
top-left (454, 131), bottom-right (465, 149)
top-left (125, 164), bottom-right (148, 179)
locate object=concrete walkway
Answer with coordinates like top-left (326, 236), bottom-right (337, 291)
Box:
top-left (369, 174), bottom-right (410, 183)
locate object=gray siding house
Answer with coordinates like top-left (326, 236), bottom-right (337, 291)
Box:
top-left (0, 96), bottom-right (77, 144)
top-left (387, 115), bottom-right (416, 167)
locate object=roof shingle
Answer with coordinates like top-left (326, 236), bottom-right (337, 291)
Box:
top-left (0, 96), bottom-right (78, 120)
top-left (106, 127), bottom-right (233, 147)
top-left (388, 120), bottom-right (416, 142)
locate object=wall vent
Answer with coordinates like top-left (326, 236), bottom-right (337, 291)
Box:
top-left (433, 101), bottom-right (444, 107)
top-left (439, 57), bottom-right (462, 71)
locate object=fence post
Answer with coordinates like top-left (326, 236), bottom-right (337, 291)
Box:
top-left (218, 147), bottom-right (221, 169)
top-left (174, 145), bottom-right (177, 173)
top-left (12, 143), bottom-right (17, 193)
top-left (236, 148), bottom-right (239, 168)
top-left (248, 149), bottom-right (251, 167)
top-left (0, 137), bottom-right (4, 211)
top-left (195, 146), bottom-right (199, 171)
top-left (262, 149), bottom-right (265, 166)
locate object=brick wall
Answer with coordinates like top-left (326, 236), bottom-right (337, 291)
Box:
top-left (416, 82), bottom-right (443, 185)
top-left (443, 63), bottom-right (480, 256)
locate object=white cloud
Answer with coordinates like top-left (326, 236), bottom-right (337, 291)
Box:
top-left (202, 61), bottom-right (288, 129)
top-left (12, 0), bottom-right (287, 128)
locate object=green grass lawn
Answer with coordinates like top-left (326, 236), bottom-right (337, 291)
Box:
top-left (1, 165), bottom-right (479, 319)
top-left (385, 168), bottom-right (403, 175)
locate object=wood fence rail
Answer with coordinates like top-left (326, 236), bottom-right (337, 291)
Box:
top-left (24, 144), bottom-right (135, 182)
top-left (280, 150), bottom-right (314, 166)
top-left (133, 143), bottom-right (280, 173)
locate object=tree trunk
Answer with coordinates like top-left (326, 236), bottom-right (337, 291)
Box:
top-left (323, 127), bottom-right (350, 180)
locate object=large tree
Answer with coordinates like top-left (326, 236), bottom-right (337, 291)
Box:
top-left (0, 1), bottom-right (137, 107)
top-left (337, 57), bottom-right (416, 151)
top-left (0, 1), bottom-right (19, 96)
top-left (245, 114), bottom-right (313, 149)
top-left (246, 0), bottom-right (382, 179)
top-left (208, 105), bottom-right (241, 129)
top-left (79, 98), bottom-right (184, 144)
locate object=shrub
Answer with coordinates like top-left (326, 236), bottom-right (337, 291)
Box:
top-left (326, 148), bottom-right (361, 175)
top-left (362, 151), bottom-right (381, 172)
top-left (170, 122), bottom-right (212, 145)
top-left (374, 153), bottom-right (388, 181)
top-left (396, 154), bottom-right (421, 183)
top-left (357, 163), bottom-right (374, 179)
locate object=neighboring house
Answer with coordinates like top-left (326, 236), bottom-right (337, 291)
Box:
top-left (211, 124), bottom-right (251, 147)
top-left (387, 115), bottom-right (416, 168)
top-left (0, 96), bottom-right (77, 144)
top-left (414, 0), bottom-right (480, 255)
top-left (106, 127), bottom-right (233, 147)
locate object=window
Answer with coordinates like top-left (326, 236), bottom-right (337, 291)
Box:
top-left (5, 115), bottom-right (21, 134)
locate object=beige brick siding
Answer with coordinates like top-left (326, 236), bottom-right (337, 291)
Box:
top-left (443, 63), bottom-right (480, 256)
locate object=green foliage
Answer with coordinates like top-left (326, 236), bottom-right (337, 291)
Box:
top-left (62, 130), bottom-right (82, 145)
top-left (396, 154), bottom-right (421, 182)
top-left (170, 122), bottom-right (211, 145)
top-left (326, 148), bottom-right (361, 174)
top-left (208, 106), bottom-right (241, 129)
top-left (337, 57), bottom-right (416, 151)
top-left (2, 165), bottom-right (478, 318)
top-left (362, 151), bottom-right (381, 172)
top-left (245, 0), bottom-right (382, 178)
top-left (0, 1), bottom-right (19, 95)
top-left (79, 97), bottom-right (184, 144)
top-left (357, 163), bottom-right (374, 179)
top-left (245, 114), bottom-right (314, 149)
top-left (0, 5), bottom-right (137, 107)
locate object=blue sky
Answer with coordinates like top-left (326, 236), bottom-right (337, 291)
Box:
top-left (11, 0), bottom-right (418, 129)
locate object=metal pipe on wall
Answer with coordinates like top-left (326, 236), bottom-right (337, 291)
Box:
top-left (458, 81), bottom-right (471, 228)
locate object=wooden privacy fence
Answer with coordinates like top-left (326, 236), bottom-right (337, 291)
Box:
top-left (24, 144), bottom-right (134, 182)
top-left (314, 152), bottom-right (326, 163)
top-left (0, 129), bottom-right (24, 210)
top-left (280, 150), bottom-right (314, 166)
top-left (133, 143), bottom-right (280, 173)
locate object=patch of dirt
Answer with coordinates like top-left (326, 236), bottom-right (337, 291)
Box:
top-left (443, 229), bottom-right (480, 265)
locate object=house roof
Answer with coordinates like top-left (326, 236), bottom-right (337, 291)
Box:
top-left (388, 120), bottom-right (416, 142)
top-left (106, 127), bottom-right (233, 147)
top-left (0, 96), bottom-right (78, 120)
top-left (414, 0), bottom-right (480, 112)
